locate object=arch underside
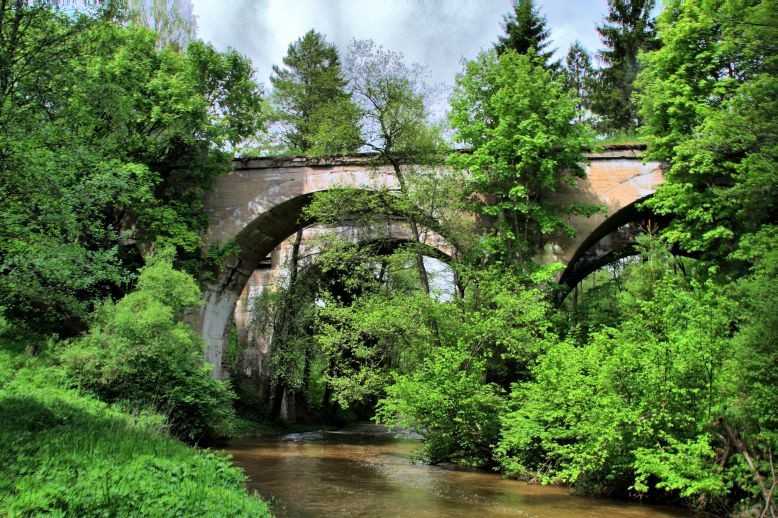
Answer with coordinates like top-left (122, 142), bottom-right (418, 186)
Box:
top-left (558, 197), bottom-right (671, 296)
top-left (200, 191), bottom-right (455, 377)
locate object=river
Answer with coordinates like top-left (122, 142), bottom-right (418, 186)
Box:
top-left (225, 423), bottom-right (691, 518)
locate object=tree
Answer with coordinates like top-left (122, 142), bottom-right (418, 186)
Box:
top-left (344, 39), bottom-right (445, 294)
top-left (61, 247), bottom-right (234, 441)
top-left (563, 41), bottom-right (595, 122)
top-left (495, 0), bottom-right (555, 67)
top-left (270, 30), bottom-right (361, 155)
top-left (124, 0), bottom-right (197, 50)
top-left (636, 0), bottom-right (777, 266)
top-left (375, 264), bottom-right (560, 466)
top-left (0, 4), bottom-right (264, 332)
top-left (449, 49), bottom-right (594, 270)
top-left (632, 5), bottom-right (778, 508)
top-left (590, 0), bottom-right (657, 133)
top-left (249, 230), bottom-right (321, 420)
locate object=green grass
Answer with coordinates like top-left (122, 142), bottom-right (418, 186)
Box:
top-left (589, 131), bottom-right (648, 148)
top-left (0, 341), bottom-right (271, 517)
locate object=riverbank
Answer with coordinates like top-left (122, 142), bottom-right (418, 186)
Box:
top-left (0, 338), bottom-right (270, 516)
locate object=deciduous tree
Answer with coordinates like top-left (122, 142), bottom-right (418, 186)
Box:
top-left (449, 49), bottom-right (594, 270)
top-left (344, 39), bottom-right (445, 293)
top-left (0, 4), bottom-right (263, 332)
top-left (636, 0), bottom-right (777, 266)
top-left (124, 0), bottom-right (197, 50)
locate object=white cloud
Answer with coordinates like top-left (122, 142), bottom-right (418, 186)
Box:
top-left (192, 0), bottom-right (615, 88)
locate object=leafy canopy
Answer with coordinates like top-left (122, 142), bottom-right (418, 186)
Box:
top-left (269, 30), bottom-right (361, 155)
top-left (0, 4), bottom-right (263, 332)
top-left (449, 49), bottom-right (594, 269)
top-left (61, 247), bottom-right (234, 441)
top-left (636, 0), bottom-right (778, 265)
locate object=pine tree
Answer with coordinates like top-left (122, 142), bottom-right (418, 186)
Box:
top-left (495, 0), bottom-right (555, 67)
top-left (270, 30), bottom-right (361, 155)
top-left (590, 0), bottom-right (657, 134)
top-left (563, 41), bottom-right (594, 122)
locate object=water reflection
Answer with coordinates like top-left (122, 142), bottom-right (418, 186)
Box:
top-left (225, 424), bottom-right (690, 518)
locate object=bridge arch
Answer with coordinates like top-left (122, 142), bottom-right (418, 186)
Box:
top-left (197, 149), bottom-right (664, 377)
top-left (197, 156), bottom-right (455, 377)
top-left (557, 197), bottom-right (667, 295)
top-left (229, 222), bottom-right (455, 388)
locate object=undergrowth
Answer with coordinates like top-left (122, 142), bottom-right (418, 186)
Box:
top-left (0, 342), bottom-right (271, 517)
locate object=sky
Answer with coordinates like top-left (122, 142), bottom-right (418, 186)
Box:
top-left (190, 0), bottom-right (620, 89)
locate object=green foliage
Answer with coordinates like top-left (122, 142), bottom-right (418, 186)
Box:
top-left (316, 286), bottom-right (436, 408)
top-left (376, 266), bottom-right (559, 465)
top-left (270, 29), bottom-right (361, 154)
top-left (497, 254), bottom-right (736, 493)
top-left (589, 0), bottom-right (657, 134)
top-left (60, 248), bottom-right (234, 441)
top-left (376, 341), bottom-right (506, 466)
top-left (636, 0), bottom-right (777, 264)
top-left (628, 6), bottom-right (778, 508)
top-left (122, 0), bottom-right (198, 50)
top-left (0, 4), bottom-right (263, 332)
top-left (498, 234), bottom-right (778, 514)
top-left (0, 346), bottom-right (269, 517)
top-left (250, 267), bottom-right (319, 395)
top-left (563, 41), bottom-right (595, 122)
top-left (304, 242), bottom-right (429, 406)
top-left (632, 435), bottom-right (727, 498)
top-left (495, 0), bottom-right (556, 67)
top-left (345, 39), bottom-right (444, 164)
top-left (728, 227), bottom-right (778, 434)
top-left (449, 49), bottom-right (594, 268)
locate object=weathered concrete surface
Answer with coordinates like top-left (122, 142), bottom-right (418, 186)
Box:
top-left (545, 152), bottom-right (664, 287)
top-left (205, 155), bottom-right (400, 246)
top-left (198, 149), bottom-right (663, 377)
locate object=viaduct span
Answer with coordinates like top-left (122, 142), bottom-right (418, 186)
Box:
top-left (198, 147), bottom-right (663, 378)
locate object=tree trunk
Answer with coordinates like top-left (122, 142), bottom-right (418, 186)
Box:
top-left (289, 229), bottom-right (303, 286)
top-left (322, 358), bottom-right (336, 418)
top-left (390, 161), bottom-right (431, 295)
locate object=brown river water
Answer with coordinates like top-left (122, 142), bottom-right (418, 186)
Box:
top-left (224, 423), bottom-right (691, 518)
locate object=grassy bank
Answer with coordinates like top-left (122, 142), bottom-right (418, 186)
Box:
top-left (0, 341), bottom-right (271, 517)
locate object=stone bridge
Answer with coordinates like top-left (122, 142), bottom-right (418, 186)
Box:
top-left (197, 146), bottom-right (663, 377)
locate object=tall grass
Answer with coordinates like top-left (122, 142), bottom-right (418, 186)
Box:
top-left (589, 131), bottom-right (647, 147)
top-left (0, 343), bottom-right (270, 517)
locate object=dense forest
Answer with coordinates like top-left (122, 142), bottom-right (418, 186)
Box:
top-left (0, 0), bottom-right (775, 516)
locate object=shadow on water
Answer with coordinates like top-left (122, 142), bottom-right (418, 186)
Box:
top-left (225, 423), bottom-right (693, 518)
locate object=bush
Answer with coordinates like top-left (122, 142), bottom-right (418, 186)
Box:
top-left (61, 248), bottom-right (234, 441)
top-left (376, 342), bottom-right (505, 467)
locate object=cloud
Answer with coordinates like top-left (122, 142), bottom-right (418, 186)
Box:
top-left (192, 0), bottom-right (612, 88)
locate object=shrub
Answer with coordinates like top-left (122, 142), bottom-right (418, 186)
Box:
top-left (61, 248), bottom-right (234, 441)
